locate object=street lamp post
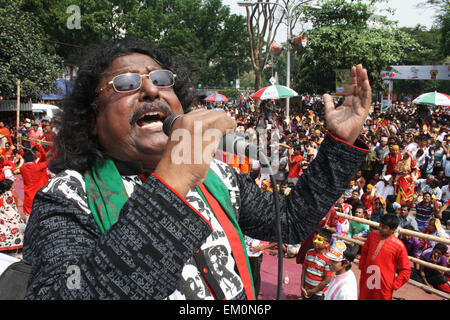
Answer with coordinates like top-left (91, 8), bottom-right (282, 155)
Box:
top-left (238, 1), bottom-right (320, 301)
top-left (238, 1), bottom-right (320, 124)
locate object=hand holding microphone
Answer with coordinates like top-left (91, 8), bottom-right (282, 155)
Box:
top-left (153, 109), bottom-right (237, 197)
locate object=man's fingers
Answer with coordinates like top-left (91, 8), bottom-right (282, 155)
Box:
top-left (323, 93), bottom-right (335, 115)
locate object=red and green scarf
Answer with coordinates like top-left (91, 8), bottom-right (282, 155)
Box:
top-left (84, 157), bottom-right (255, 299)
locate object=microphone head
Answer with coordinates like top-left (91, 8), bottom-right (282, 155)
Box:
top-left (163, 114), bottom-right (182, 136)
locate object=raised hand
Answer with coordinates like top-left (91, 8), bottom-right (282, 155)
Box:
top-left (323, 64), bottom-right (372, 145)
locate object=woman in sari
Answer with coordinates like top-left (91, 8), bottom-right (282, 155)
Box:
top-left (394, 150), bottom-right (420, 206)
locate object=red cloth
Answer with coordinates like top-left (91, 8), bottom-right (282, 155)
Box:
top-left (19, 146), bottom-right (48, 214)
top-left (361, 192), bottom-right (374, 211)
top-left (288, 155), bottom-right (303, 178)
top-left (0, 127), bottom-right (13, 146)
top-left (396, 174), bottom-right (415, 206)
top-left (0, 158), bottom-right (16, 180)
top-left (296, 207), bottom-right (338, 264)
top-left (28, 129), bottom-right (41, 147)
top-left (358, 231), bottom-right (411, 300)
top-left (384, 152), bottom-right (402, 176)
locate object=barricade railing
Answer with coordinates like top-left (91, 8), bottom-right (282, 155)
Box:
top-left (334, 213), bottom-right (450, 299)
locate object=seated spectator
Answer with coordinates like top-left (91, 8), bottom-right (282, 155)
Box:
top-left (399, 225), bottom-right (421, 266)
top-left (368, 196), bottom-right (385, 222)
top-left (348, 205), bottom-right (370, 239)
top-left (411, 243), bottom-right (449, 293)
top-left (345, 190), bottom-right (363, 208)
top-left (374, 174), bottom-right (394, 200)
top-left (361, 184), bottom-right (375, 212)
top-left (415, 192), bottom-right (438, 232)
top-left (398, 205), bottom-right (418, 231)
top-left (385, 194), bottom-right (401, 214)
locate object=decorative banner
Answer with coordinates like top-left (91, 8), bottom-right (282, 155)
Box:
top-left (270, 42), bottom-right (284, 56)
top-left (335, 69), bottom-right (351, 96)
top-left (381, 79), bottom-right (393, 113)
top-left (291, 33), bottom-right (307, 51)
top-left (381, 66), bottom-right (450, 80)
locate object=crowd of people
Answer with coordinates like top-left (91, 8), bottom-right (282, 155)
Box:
top-left (201, 96), bottom-right (450, 299)
top-left (0, 78), bottom-right (449, 300)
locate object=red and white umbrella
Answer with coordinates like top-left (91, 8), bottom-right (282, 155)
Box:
top-left (413, 91), bottom-right (450, 106)
top-left (251, 85), bottom-right (298, 100)
top-left (204, 93), bottom-right (229, 103)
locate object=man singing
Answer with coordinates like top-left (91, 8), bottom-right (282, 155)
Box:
top-left (23, 38), bottom-right (371, 300)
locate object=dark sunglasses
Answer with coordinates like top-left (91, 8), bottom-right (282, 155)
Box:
top-left (100, 69), bottom-right (176, 93)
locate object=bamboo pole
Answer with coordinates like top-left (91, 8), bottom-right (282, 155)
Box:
top-left (336, 212), bottom-right (450, 246)
top-left (333, 233), bottom-right (450, 274)
top-left (21, 137), bottom-right (53, 146)
top-left (16, 79), bottom-right (20, 135)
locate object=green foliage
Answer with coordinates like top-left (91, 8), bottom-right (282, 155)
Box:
top-left (125, 0), bottom-right (251, 88)
top-left (218, 88), bottom-right (241, 99)
top-left (0, 0), bottom-right (63, 99)
top-left (20, 0), bottom-right (252, 88)
top-left (293, 0), bottom-right (421, 94)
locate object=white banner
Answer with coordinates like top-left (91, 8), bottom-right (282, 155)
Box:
top-left (381, 66), bottom-right (450, 80)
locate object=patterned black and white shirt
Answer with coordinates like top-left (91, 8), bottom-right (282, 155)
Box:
top-left (23, 134), bottom-right (368, 299)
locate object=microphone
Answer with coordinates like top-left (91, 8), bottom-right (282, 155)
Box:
top-left (162, 114), bottom-right (265, 162)
top-left (163, 113), bottom-right (282, 300)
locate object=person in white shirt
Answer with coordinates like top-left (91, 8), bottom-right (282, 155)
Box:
top-left (324, 241), bottom-right (358, 300)
top-left (441, 181), bottom-right (450, 204)
top-left (374, 174), bottom-right (394, 200)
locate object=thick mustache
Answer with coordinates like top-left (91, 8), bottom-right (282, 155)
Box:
top-left (129, 102), bottom-right (173, 127)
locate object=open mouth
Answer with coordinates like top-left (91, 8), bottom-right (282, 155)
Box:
top-left (136, 111), bottom-right (167, 128)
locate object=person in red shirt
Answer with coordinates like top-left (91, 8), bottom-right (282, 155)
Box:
top-left (0, 122), bottom-right (13, 147)
top-left (0, 154), bottom-right (18, 180)
top-left (358, 214), bottom-right (411, 300)
top-left (384, 144), bottom-right (402, 178)
top-left (288, 145), bottom-right (303, 184)
top-left (19, 144), bottom-right (49, 217)
top-left (41, 125), bottom-right (57, 161)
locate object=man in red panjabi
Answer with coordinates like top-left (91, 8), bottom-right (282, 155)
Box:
top-left (384, 144), bottom-right (402, 178)
top-left (19, 144), bottom-right (49, 216)
top-left (359, 214), bottom-right (411, 300)
top-left (288, 145), bottom-right (303, 184)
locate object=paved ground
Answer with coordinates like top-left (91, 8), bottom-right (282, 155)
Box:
top-left (258, 252), bottom-right (446, 300)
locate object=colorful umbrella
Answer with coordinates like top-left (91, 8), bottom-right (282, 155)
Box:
top-left (205, 93), bottom-right (229, 103)
top-left (413, 91), bottom-right (450, 106)
top-left (251, 85), bottom-right (298, 100)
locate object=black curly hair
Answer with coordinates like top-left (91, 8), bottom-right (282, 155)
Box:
top-left (50, 37), bottom-right (195, 174)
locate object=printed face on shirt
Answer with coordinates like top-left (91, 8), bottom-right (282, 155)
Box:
top-left (181, 264), bottom-right (207, 299)
top-left (94, 52), bottom-right (183, 166)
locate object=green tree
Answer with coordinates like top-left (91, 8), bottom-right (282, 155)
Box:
top-left (393, 26), bottom-right (449, 98)
top-left (124, 0), bottom-right (251, 88)
top-left (420, 0), bottom-right (450, 58)
top-left (0, 0), bottom-right (63, 99)
top-left (21, 0), bottom-right (129, 71)
top-left (293, 0), bottom-right (420, 94)
top-left (22, 0), bottom-right (251, 88)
